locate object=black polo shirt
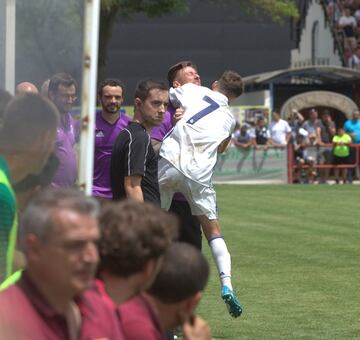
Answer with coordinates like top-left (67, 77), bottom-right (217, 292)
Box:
top-left (110, 122), bottom-right (160, 204)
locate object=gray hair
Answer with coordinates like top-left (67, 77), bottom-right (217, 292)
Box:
top-left (19, 188), bottom-right (99, 252)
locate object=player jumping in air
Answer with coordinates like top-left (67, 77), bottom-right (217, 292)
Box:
top-left (158, 70), bottom-right (243, 318)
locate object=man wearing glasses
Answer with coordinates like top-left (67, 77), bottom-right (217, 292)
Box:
top-left (48, 73), bottom-right (80, 188)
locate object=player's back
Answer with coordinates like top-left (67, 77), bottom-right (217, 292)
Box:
top-left (160, 83), bottom-right (235, 185)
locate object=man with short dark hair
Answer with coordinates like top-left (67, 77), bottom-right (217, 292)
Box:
top-left (93, 78), bottom-right (131, 200)
top-left (0, 94), bottom-right (59, 283)
top-left (158, 70), bottom-right (244, 318)
top-left (0, 188), bottom-right (122, 339)
top-left (151, 61), bottom-right (202, 250)
top-left (48, 72), bottom-right (80, 188)
top-left (110, 79), bottom-right (168, 203)
top-left (120, 242), bottom-right (211, 340)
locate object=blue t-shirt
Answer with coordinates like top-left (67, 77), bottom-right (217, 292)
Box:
top-left (344, 119), bottom-right (360, 143)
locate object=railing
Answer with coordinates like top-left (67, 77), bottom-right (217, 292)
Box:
top-left (287, 143), bottom-right (359, 183)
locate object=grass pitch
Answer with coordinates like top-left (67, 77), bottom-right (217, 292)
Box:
top-left (197, 184), bottom-right (360, 339)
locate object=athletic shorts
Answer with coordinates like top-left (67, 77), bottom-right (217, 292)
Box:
top-left (158, 158), bottom-right (218, 220)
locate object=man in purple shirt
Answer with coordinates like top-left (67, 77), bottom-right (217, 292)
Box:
top-left (151, 61), bottom-right (202, 250)
top-left (0, 188), bottom-right (123, 339)
top-left (48, 73), bottom-right (80, 188)
top-left (93, 78), bottom-right (131, 200)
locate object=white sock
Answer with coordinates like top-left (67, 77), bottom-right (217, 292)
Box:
top-left (209, 236), bottom-right (232, 290)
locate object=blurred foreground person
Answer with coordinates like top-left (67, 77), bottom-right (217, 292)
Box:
top-left (98, 200), bottom-right (177, 305)
top-left (0, 188), bottom-right (122, 339)
top-left (120, 242), bottom-right (211, 340)
top-left (0, 94), bottom-right (59, 282)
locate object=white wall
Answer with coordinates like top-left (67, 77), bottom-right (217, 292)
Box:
top-left (291, 0), bottom-right (342, 67)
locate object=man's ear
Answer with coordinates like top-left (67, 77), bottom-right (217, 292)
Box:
top-left (134, 97), bottom-right (142, 110)
top-left (211, 80), bottom-right (219, 91)
top-left (172, 80), bottom-right (181, 88)
top-left (25, 234), bottom-right (42, 260)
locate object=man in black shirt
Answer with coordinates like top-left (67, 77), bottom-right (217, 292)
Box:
top-left (110, 79), bottom-right (168, 204)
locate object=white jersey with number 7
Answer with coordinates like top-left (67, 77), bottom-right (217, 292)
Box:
top-left (159, 83), bottom-right (235, 186)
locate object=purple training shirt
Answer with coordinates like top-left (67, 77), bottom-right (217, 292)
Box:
top-left (92, 111), bottom-right (132, 198)
top-left (51, 113), bottom-right (80, 188)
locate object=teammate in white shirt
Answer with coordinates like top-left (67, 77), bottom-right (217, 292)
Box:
top-left (159, 70), bottom-right (243, 318)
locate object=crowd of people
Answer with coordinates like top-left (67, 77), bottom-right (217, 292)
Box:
top-left (0, 60), bottom-right (245, 339)
top-left (325, 0), bottom-right (360, 67)
top-left (231, 107), bottom-right (360, 184)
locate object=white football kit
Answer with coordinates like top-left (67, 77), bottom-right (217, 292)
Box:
top-left (159, 83), bottom-right (235, 219)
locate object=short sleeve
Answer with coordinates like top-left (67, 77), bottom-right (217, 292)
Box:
top-left (125, 133), bottom-right (149, 177)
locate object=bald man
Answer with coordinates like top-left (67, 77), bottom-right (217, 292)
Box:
top-left (15, 82), bottom-right (39, 94)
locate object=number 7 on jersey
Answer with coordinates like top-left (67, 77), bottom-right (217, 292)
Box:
top-left (186, 96), bottom-right (219, 125)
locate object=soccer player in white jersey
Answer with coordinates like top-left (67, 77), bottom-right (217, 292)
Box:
top-left (158, 70), bottom-right (243, 318)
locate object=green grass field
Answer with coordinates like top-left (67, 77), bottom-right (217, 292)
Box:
top-left (197, 185), bottom-right (360, 339)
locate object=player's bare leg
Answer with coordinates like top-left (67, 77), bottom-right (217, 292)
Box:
top-left (197, 215), bottom-right (243, 318)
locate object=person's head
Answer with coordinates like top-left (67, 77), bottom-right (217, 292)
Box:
top-left (337, 127), bottom-right (345, 135)
top-left (309, 108), bottom-right (318, 121)
top-left (0, 94), bottom-right (59, 182)
top-left (322, 111), bottom-right (332, 122)
top-left (15, 82), bottom-right (39, 95)
top-left (97, 78), bottom-right (125, 115)
top-left (352, 109), bottom-right (359, 120)
top-left (48, 73), bottom-right (77, 114)
top-left (98, 200), bottom-right (178, 294)
top-left (133, 79), bottom-right (168, 129)
top-left (19, 188), bottom-right (100, 297)
top-left (257, 116), bottom-right (265, 127)
top-left (240, 124), bottom-right (248, 133)
top-left (272, 111), bottom-right (281, 122)
top-left (167, 61), bottom-right (201, 88)
top-left (0, 88), bottom-right (13, 124)
top-left (147, 242), bottom-right (209, 329)
top-left (212, 70), bottom-right (243, 102)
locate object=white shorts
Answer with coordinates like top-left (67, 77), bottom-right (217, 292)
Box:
top-left (158, 158), bottom-right (218, 219)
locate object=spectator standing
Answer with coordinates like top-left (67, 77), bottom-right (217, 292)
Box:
top-left (287, 109), bottom-right (305, 143)
top-left (348, 45), bottom-right (360, 70)
top-left (0, 188), bottom-right (122, 339)
top-left (110, 79), bottom-right (168, 203)
top-left (232, 124), bottom-right (254, 150)
top-left (92, 79), bottom-right (131, 200)
top-left (253, 116), bottom-right (271, 149)
top-left (344, 109), bottom-right (360, 182)
top-left (0, 94), bottom-right (59, 283)
top-left (293, 130), bottom-right (316, 184)
top-left (269, 111), bottom-right (292, 147)
top-left (302, 108), bottom-right (321, 138)
top-left (151, 61), bottom-right (202, 250)
top-left (317, 111), bottom-right (336, 183)
top-left (338, 7), bottom-right (358, 52)
top-left (48, 73), bottom-right (80, 188)
top-left (333, 127), bottom-right (352, 183)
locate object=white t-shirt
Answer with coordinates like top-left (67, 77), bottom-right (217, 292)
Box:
top-left (269, 119), bottom-right (291, 145)
top-left (159, 83), bottom-right (235, 186)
